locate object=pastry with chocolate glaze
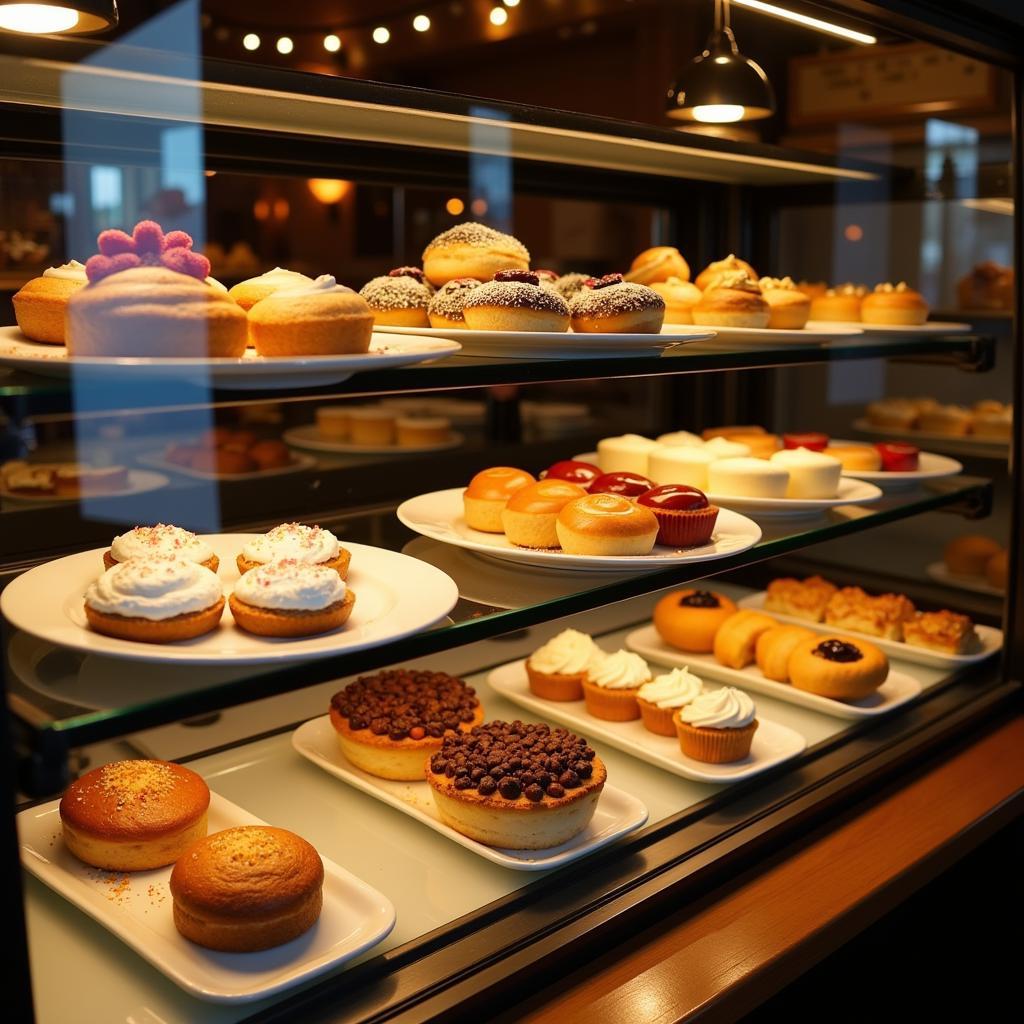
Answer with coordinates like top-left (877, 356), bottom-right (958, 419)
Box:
top-left (359, 267), bottom-right (434, 328)
top-left (425, 720), bottom-right (606, 849)
top-left (330, 669), bottom-right (484, 780)
top-left (427, 277), bottom-right (480, 329)
top-left (569, 274), bottom-right (665, 334)
top-left (462, 270), bottom-right (570, 332)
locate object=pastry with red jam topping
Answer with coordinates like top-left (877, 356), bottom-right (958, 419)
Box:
top-left (636, 484), bottom-right (719, 547)
top-left (875, 442), bottom-right (920, 472)
top-left (359, 267), bottom-right (434, 328)
top-left (569, 273), bottom-right (665, 334)
top-left (425, 720), bottom-right (606, 848)
top-left (541, 459), bottom-right (602, 487)
top-left (587, 470), bottom-right (655, 498)
top-left (462, 270), bottom-right (570, 332)
top-left (783, 432), bottom-right (829, 452)
top-left (330, 669), bottom-right (484, 780)
top-left (787, 635), bottom-right (889, 699)
top-left (653, 588), bottom-right (738, 653)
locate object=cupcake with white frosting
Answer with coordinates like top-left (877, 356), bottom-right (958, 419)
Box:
top-left (636, 666), bottom-right (704, 736)
top-left (227, 267), bottom-right (314, 310)
top-left (13, 260), bottom-right (89, 344)
top-left (237, 522), bottom-right (349, 578)
top-left (229, 559), bottom-right (354, 637)
top-left (84, 557), bottom-right (225, 643)
top-left (582, 649), bottom-right (651, 721)
top-left (104, 524), bottom-right (218, 573)
top-left (675, 686), bottom-right (758, 763)
top-left (526, 628), bottom-right (606, 702)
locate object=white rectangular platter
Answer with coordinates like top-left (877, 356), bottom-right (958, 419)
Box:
top-left (736, 591), bottom-right (1003, 669)
top-left (487, 658), bottom-right (806, 782)
top-left (292, 715), bottom-right (648, 871)
top-left (18, 791), bottom-right (396, 1004)
top-left (626, 624), bottom-right (921, 720)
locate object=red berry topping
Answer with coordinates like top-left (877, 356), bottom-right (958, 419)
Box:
top-left (132, 220), bottom-right (165, 255)
top-left (162, 247), bottom-right (211, 280)
top-left (85, 221), bottom-right (206, 283)
top-left (163, 229), bottom-right (193, 251)
top-left (876, 442), bottom-right (919, 471)
top-left (783, 432), bottom-right (829, 452)
top-left (388, 266), bottom-right (426, 282)
top-left (637, 484), bottom-right (710, 511)
top-left (541, 460), bottom-right (601, 485)
top-left (585, 273), bottom-right (624, 290)
top-left (534, 269), bottom-right (558, 282)
top-left (494, 269), bottom-right (540, 286)
top-left (588, 471), bottom-right (654, 497)
top-left (97, 229), bottom-right (135, 256)
top-left (85, 251), bottom-right (140, 282)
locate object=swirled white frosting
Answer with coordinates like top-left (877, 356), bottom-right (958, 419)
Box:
top-left (679, 687), bottom-right (756, 729)
top-left (638, 667), bottom-right (703, 709)
top-left (86, 558), bottom-right (222, 621)
top-left (275, 274), bottom-right (353, 297)
top-left (43, 260), bottom-right (87, 282)
top-left (110, 524), bottom-right (213, 565)
top-left (528, 629), bottom-right (605, 676)
top-left (242, 523), bottom-right (340, 565)
top-left (588, 650), bottom-right (651, 690)
top-left (233, 559), bottom-right (346, 611)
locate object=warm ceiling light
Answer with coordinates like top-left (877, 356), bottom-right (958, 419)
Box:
top-left (666, 0), bottom-right (774, 123)
top-left (323, 34), bottom-right (341, 52)
top-left (844, 223), bottom-right (864, 241)
top-left (253, 199), bottom-right (270, 221)
top-left (0, 2), bottom-right (115, 33)
top-left (446, 197), bottom-right (465, 216)
top-left (413, 14), bottom-right (430, 32)
top-left (273, 198), bottom-right (290, 219)
top-left (276, 36), bottom-right (293, 55)
top-left (470, 198), bottom-right (488, 216)
top-left (372, 26), bottom-right (390, 44)
top-left (503, 0), bottom-right (520, 6)
top-left (307, 178), bottom-right (351, 204)
top-left (489, 7), bottom-right (508, 26)
top-left (730, 0), bottom-right (876, 45)
top-left (242, 33), bottom-right (260, 51)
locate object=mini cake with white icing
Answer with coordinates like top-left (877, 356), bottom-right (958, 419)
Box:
top-left (707, 457), bottom-right (789, 499)
top-left (769, 447), bottom-right (842, 499)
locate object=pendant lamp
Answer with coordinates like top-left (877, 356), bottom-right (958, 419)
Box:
top-left (0, 1), bottom-right (118, 34)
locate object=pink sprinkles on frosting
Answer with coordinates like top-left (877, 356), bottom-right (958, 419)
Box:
top-left (85, 221), bottom-right (211, 284)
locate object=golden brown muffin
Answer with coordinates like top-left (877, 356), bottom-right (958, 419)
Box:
top-left (13, 262), bottom-right (88, 344)
top-left (60, 759), bottom-right (210, 871)
top-left (651, 276), bottom-right (702, 324)
top-left (555, 493), bottom-right (659, 555)
top-left (810, 284), bottom-right (866, 322)
top-left (694, 254), bottom-right (758, 292)
top-left (170, 826), bottom-right (324, 951)
top-left (463, 466), bottom-right (536, 532)
top-left (758, 276), bottom-right (811, 329)
top-left (861, 282), bottom-right (929, 325)
top-left (501, 479), bottom-right (587, 548)
top-left (691, 270), bottom-right (770, 328)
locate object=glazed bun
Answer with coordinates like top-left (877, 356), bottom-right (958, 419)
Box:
top-left (464, 466), bottom-right (536, 532)
top-left (758, 277), bottom-right (811, 330)
top-left (788, 635), bottom-right (889, 700)
top-left (422, 222), bottom-right (530, 286)
top-left (944, 535), bottom-right (1003, 576)
top-left (694, 254), bottom-right (758, 292)
top-left (555, 493), bottom-right (659, 555)
top-left (501, 479), bottom-right (587, 549)
top-left (626, 246), bottom-right (690, 285)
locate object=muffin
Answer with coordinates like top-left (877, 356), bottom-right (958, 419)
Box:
top-left (691, 270), bottom-right (770, 328)
top-left (636, 666), bottom-right (703, 736)
top-left (861, 282), bottom-right (929, 325)
top-left (675, 687), bottom-right (758, 763)
top-left (13, 260), bottom-right (88, 344)
top-left (526, 628), bottom-right (606, 701)
top-left (651, 276), bottom-right (702, 324)
top-left (581, 649), bottom-right (651, 721)
top-left (694, 254), bottom-right (758, 292)
top-left (227, 266), bottom-right (314, 310)
top-left (502, 479), bottom-right (588, 548)
top-left (758, 276), bottom-right (811, 329)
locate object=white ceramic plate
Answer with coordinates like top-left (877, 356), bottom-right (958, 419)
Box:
top-left (925, 560), bottom-right (1004, 597)
top-left (381, 323), bottom-right (715, 359)
top-left (292, 716), bottom-right (648, 870)
top-left (666, 320), bottom-right (863, 343)
top-left (0, 535), bottom-right (458, 665)
top-left (487, 659), bottom-right (806, 782)
top-left (847, 320), bottom-right (971, 335)
top-left (735, 592), bottom-right (1003, 669)
top-left (18, 791), bottom-right (395, 1003)
top-left (283, 425), bottom-right (465, 455)
top-left (626, 625), bottom-right (922, 720)
top-left (701, 477), bottom-right (882, 517)
top-left (826, 442), bottom-right (963, 485)
top-left (137, 451), bottom-right (317, 481)
top-left (0, 327), bottom-right (461, 390)
top-left (0, 469), bottom-right (169, 503)
top-left (396, 487), bottom-right (762, 572)
top-left (852, 418), bottom-right (1009, 454)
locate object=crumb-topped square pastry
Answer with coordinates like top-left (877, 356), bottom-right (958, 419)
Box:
top-left (824, 586), bottom-right (916, 640)
top-left (902, 610), bottom-right (978, 654)
top-left (764, 575), bottom-right (837, 622)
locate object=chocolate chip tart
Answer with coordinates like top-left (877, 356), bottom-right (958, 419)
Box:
top-left (426, 721), bottom-right (607, 849)
top-left (329, 669), bottom-right (484, 780)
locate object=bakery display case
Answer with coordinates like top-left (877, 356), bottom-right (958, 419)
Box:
top-left (1, 1), bottom-right (1021, 1021)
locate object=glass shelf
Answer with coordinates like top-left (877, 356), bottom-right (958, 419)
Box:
top-left (5, 474), bottom-right (992, 752)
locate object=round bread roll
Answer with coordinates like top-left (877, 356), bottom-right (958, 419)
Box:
top-left (758, 277), bottom-right (811, 329)
top-left (944, 535), bottom-right (1003, 576)
top-left (861, 282), bottom-right (928, 325)
top-left (713, 610), bottom-right (776, 669)
top-left (651, 277), bottom-right (702, 324)
top-left (422, 222), bottom-right (530, 286)
top-left (569, 274), bottom-right (665, 334)
top-left (691, 270), bottom-right (769, 328)
top-left (555, 493), bottom-right (659, 555)
top-left (59, 759), bottom-right (210, 871)
top-left (695, 254), bottom-right (758, 292)
top-left (809, 285), bottom-right (865, 322)
top-left (626, 246), bottom-right (690, 285)
top-left (502, 479), bottom-right (587, 549)
top-left (788, 635), bottom-right (889, 700)
top-left (755, 624), bottom-right (816, 682)
top-left (359, 268), bottom-right (433, 328)
top-left (464, 466), bottom-right (536, 532)
top-left (170, 826), bottom-right (324, 951)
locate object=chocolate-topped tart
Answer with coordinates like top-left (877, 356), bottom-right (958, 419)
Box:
top-left (330, 669), bottom-right (484, 780)
top-left (426, 720), bottom-right (607, 849)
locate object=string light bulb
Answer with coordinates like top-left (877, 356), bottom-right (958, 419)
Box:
top-left (489, 6), bottom-right (508, 25)
top-left (413, 14), bottom-right (430, 31)
top-left (323, 34), bottom-right (341, 52)
top-left (372, 26), bottom-right (390, 43)
top-left (242, 32), bottom-right (260, 51)
top-left (276, 35), bottom-right (293, 54)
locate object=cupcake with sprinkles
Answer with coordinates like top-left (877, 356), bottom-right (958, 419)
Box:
top-left (427, 277), bottom-right (481, 330)
top-left (462, 269), bottom-right (570, 333)
top-left (236, 522), bottom-right (350, 578)
top-left (359, 267), bottom-right (434, 328)
top-left (569, 273), bottom-right (665, 334)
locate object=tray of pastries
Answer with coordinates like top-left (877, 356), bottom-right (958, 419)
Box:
top-left (855, 396), bottom-right (1011, 447)
top-left (139, 428), bottom-right (316, 479)
top-left (0, 458), bottom-right (168, 501)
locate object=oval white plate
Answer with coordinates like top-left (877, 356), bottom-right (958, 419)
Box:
top-left (292, 716), bottom-right (648, 870)
top-left (0, 468), bottom-right (168, 503)
top-left (703, 477), bottom-right (882, 517)
top-left (136, 451), bottom-right (316, 481)
top-left (852, 417), bottom-right (1009, 453)
top-left (827, 442), bottom-right (962, 485)
top-left (667, 320), bottom-right (863, 343)
top-left (0, 327), bottom-right (461, 390)
top-left (625, 625), bottom-right (923, 720)
top-left (283, 425), bottom-right (465, 455)
top-left (381, 323), bottom-right (715, 359)
top-left (487, 659), bottom-right (807, 783)
top-left (18, 791), bottom-right (395, 1003)
top-left (925, 560), bottom-right (1004, 597)
top-left (0, 535), bottom-right (458, 665)
top-left (396, 487), bottom-right (761, 572)
top-left (734, 592), bottom-right (1003, 669)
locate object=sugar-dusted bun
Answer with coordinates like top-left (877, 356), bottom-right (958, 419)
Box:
top-left (60, 759), bottom-right (210, 871)
top-left (694, 254), bottom-right (758, 292)
top-left (360, 267), bottom-right (433, 328)
top-left (462, 270), bottom-right (570, 332)
top-left (809, 284), bottom-right (866, 322)
top-left (67, 266), bottom-right (247, 357)
top-left (501, 479), bottom-right (587, 549)
top-left (713, 609), bottom-right (777, 669)
top-left (464, 466), bottom-right (536, 532)
top-left (569, 274), bottom-right (665, 334)
top-left (170, 826), bottom-right (323, 951)
top-left (422, 222), bottom-right (530, 286)
top-left (13, 261), bottom-right (88, 344)
top-left (248, 275), bottom-right (374, 356)
top-left (651, 277), bottom-right (702, 324)
top-left (944, 535), bottom-right (1003, 576)
top-left (654, 589), bottom-right (738, 653)
top-left (759, 276), bottom-right (811, 329)
top-left (824, 444), bottom-right (882, 471)
top-left (691, 270), bottom-right (770, 328)
top-left (755, 624), bottom-right (816, 682)
top-left (555, 493), bottom-right (659, 555)
top-left (626, 246), bottom-right (690, 285)
top-left (861, 282), bottom-right (929, 325)
top-left (788, 635), bottom-right (889, 699)
top-left (228, 267), bottom-right (313, 310)
top-left (427, 277), bottom-right (481, 329)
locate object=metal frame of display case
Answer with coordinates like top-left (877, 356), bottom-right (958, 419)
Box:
top-left (2, 0), bottom-right (1022, 1020)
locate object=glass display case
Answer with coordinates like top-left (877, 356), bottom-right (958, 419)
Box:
top-left (2, 2), bottom-right (1020, 1021)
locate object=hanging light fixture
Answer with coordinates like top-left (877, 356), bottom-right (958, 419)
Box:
top-left (0, 0), bottom-right (117, 34)
top-left (666, 0), bottom-right (774, 124)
